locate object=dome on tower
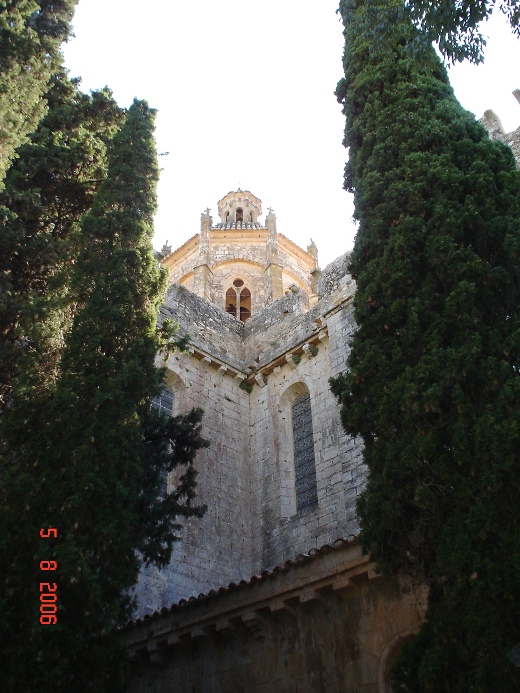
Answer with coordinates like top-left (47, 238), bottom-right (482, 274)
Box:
top-left (215, 189), bottom-right (263, 228)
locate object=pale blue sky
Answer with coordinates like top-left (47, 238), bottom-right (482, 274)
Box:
top-left (63, 1), bottom-right (520, 269)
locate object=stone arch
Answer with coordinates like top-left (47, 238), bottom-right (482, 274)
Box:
top-left (378, 631), bottom-right (413, 693)
top-left (175, 270), bottom-right (195, 291)
top-left (156, 368), bottom-right (188, 496)
top-left (162, 367), bottom-right (187, 417)
top-left (212, 259), bottom-right (264, 280)
top-left (281, 268), bottom-right (312, 297)
top-left (278, 380), bottom-right (319, 517)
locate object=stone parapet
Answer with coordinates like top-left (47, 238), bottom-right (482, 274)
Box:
top-left (480, 91), bottom-right (520, 166)
top-left (160, 284), bottom-right (246, 372)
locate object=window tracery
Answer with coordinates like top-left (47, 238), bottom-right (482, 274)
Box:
top-left (291, 392), bottom-right (318, 511)
top-left (226, 278), bottom-right (252, 322)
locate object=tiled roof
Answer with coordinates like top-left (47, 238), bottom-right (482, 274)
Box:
top-left (213, 222), bottom-right (265, 230)
top-left (127, 536), bottom-right (356, 628)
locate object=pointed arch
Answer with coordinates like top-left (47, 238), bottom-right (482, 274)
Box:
top-left (225, 276), bottom-right (252, 322)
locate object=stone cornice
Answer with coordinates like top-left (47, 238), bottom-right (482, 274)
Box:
top-left (122, 538), bottom-right (384, 658)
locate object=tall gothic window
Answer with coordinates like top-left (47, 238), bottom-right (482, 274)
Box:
top-left (152, 383), bottom-right (174, 497)
top-left (152, 384), bottom-right (174, 417)
top-left (226, 278), bottom-right (251, 322)
top-left (292, 392), bottom-right (318, 511)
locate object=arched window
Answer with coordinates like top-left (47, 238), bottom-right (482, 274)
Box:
top-left (292, 392), bottom-right (318, 511)
top-left (152, 383), bottom-right (174, 497)
top-left (152, 383), bottom-right (174, 417)
top-left (236, 207), bottom-right (243, 222)
top-left (379, 635), bottom-right (410, 693)
top-left (226, 278), bottom-right (251, 322)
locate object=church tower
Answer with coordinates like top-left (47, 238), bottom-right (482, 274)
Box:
top-left (124, 93), bottom-right (520, 690)
top-left (158, 189), bottom-right (320, 318)
top-left (136, 189), bottom-right (364, 614)
top-left (129, 191), bottom-right (427, 691)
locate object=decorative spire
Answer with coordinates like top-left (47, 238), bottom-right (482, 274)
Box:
top-left (307, 238), bottom-right (318, 264)
top-left (266, 208), bottom-right (279, 264)
top-left (160, 240), bottom-right (172, 257)
top-left (199, 207), bottom-right (212, 264)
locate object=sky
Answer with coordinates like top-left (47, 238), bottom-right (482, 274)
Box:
top-left (62, 0), bottom-right (520, 270)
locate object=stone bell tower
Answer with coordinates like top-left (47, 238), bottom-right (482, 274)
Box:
top-left (159, 189), bottom-right (319, 320)
top-left (217, 189), bottom-right (262, 225)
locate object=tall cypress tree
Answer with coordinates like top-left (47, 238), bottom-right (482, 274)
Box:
top-left (0, 1), bottom-right (78, 187)
top-left (0, 70), bottom-right (123, 408)
top-left (332, 1), bottom-right (520, 690)
top-left (0, 100), bottom-right (207, 691)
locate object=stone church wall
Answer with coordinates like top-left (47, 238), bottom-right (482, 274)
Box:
top-left (136, 347), bottom-right (254, 616)
top-left (244, 253), bottom-right (365, 570)
top-left (135, 251), bottom-right (366, 616)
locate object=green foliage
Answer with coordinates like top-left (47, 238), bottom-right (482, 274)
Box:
top-left (342, 0), bottom-right (520, 64)
top-left (239, 380), bottom-right (253, 394)
top-left (0, 0), bottom-right (78, 186)
top-left (0, 70), bottom-right (123, 408)
top-left (308, 344), bottom-right (319, 357)
top-left (0, 100), bottom-right (207, 691)
top-left (333, 1), bottom-right (520, 690)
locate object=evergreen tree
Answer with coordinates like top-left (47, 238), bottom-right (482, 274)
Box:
top-left (0, 1), bottom-right (78, 187)
top-left (0, 69), bottom-right (123, 408)
top-left (332, 1), bottom-right (520, 690)
top-left (0, 100), bottom-right (207, 691)
top-left (353, 1), bottom-right (520, 64)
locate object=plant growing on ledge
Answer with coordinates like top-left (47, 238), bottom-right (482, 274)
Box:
top-left (308, 344), bottom-right (319, 357)
top-left (331, 1), bottom-right (520, 690)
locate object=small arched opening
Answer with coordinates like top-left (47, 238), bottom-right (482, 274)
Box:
top-left (379, 634), bottom-right (411, 693)
top-left (226, 278), bottom-right (252, 322)
top-left (236, 207), bottom-right (243, 222)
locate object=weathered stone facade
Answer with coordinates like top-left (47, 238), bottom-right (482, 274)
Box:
top-left (136, 199), bottom-right (365, 614)
top-left (480, 89), bottom-right (520, 165)
top-left (159, 190), bottom-right (319, 313)
top-left (127, 190), bottom-right (424, 692)
top-left (127, 110), bottom-right (519, 688)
